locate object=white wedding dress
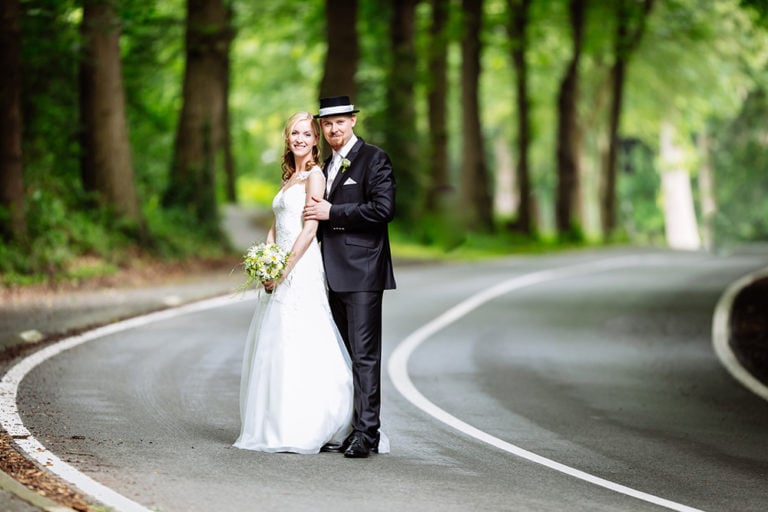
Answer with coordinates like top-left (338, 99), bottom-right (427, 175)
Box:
top-left (234, 167), bottom-right (354, 454)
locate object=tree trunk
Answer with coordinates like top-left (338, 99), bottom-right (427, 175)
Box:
top-left (603, 58), bottom-right (625, 237)
top-left (460, 0), bottom-right (493, 231)
top-left (222, 2), bottom-right (236, 203)
top-left (507, 0), bottom-right (533, 235)
top-left (0, 0), bottom-right (26, 242)
top-left (601, 0), bottom-right (655, 238)
top-left (425, 0), bottom-right (452, 214)
top-left (697, 130), bottom-right (717, 251)
top-left (165, 0), bottom-right (231, 233)
top-left (555, 0), bottom-right (587, 238)
top-left (493, 135), bottom-right (516, 216)
top-left (80, 0), bottom-right (142, 224)
top-left (385, 0), bottom-right (421, 223)
top-left (660, 121), bottom-right (700, 250)
top-left (319, 0), bottom-right (359, 99)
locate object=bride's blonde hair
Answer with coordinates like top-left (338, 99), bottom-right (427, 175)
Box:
top-left (281, 112), bottom-right (320, 182)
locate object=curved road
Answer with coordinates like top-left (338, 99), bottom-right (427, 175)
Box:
top-left (13, 248), bottom-right (768, 512)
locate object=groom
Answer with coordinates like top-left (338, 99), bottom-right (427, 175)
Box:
top-left (303, 95), bottom-right (396, 458)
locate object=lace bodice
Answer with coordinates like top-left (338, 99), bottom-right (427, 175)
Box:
top-left (272, 167), bottom-right (321, 254)
top-left (268, 166), bottom-right (327, 311)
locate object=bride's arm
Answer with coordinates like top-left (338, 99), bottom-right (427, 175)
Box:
top-left (276, 171), bottom-right (324, 282)
top-left (265, 219), bottom-right (276, 244)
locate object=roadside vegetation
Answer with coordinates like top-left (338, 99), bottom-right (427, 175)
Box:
top-left (2, 0), bottom-right (768, 289)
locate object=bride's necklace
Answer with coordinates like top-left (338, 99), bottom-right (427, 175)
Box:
top-left (284, 168), bottom-right (307, 190)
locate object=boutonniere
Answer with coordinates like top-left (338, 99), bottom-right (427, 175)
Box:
top-left (340, 158), bottom-right (351, 173)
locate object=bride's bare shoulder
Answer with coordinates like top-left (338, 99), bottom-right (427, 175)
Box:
top-left (307, 166), bottom-right (325, 183)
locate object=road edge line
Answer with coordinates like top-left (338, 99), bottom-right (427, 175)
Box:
top-left (712, 267), bottom-right (768, 402)
top-left (388, 256), bottom-right (707, 512)
top-left (0, 292), bottom-right (256, 512)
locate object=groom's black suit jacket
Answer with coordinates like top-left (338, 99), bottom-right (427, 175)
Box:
top-left (318, 137), bottom-right (397, 293)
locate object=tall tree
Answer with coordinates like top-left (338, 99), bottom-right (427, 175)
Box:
top-left (425, 0), bottom-right (451, 214)
top-left (555, 0), bottom-right (587, 238)
top-left (460, 0), bottom-right (494, 231)
top-left (659, 120), bottom-right (700, 249)
top-left (385, 0), bottom-right (421, 223)
top-left (165, 0), bottom-right (232, 233)
top-left (319, 0), bottom-right (359, 99)
top-left (222, 2), bottom-right (236, 203)
top-left (506, 0), bottom-right (533, 235)
top-left (80, 0), bottom-right (143, 225)
top-left (601, 0), bottom-right (654, 238)
top-left (710, 89), bottom-right (768, 245)
top-left (696, 129), bottom-right (716, 251)
top-left (0, 0), bottom-right (26, 242)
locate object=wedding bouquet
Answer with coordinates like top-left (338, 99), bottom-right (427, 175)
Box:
top-left (241, 242), bottom-right (289, 291)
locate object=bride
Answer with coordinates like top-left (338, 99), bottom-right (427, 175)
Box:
top-left (234, 112), bottom-right (353, 453)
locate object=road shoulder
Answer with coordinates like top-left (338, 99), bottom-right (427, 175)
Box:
top-left (713, 268), bottom-right (768, 401)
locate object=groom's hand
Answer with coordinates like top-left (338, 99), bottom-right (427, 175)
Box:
top-left (304, 196), bottom-right (331, 221)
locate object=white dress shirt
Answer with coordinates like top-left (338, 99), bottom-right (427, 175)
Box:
top-left (326, 135), bottom-right (358, 195)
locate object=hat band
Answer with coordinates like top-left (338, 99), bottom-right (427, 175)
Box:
top-left (318, 105), bottom-right (356, 117)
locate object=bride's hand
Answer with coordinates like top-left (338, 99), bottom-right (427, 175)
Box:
top-left (263, 273), bottom-right (288, 293)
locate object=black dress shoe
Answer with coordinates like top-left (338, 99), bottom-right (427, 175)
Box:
top-left (343, 434), bottom-right (371, 458)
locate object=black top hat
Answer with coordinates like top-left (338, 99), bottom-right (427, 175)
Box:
top-left (315, 96), bottom-right (360, 118)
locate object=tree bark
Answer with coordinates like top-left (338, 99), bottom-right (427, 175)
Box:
top-left (385, 0), bottom-right (421, 223)
top-left (0, 0), bottom-right (26, 242)
top-left (555, 0), bottom-right (587, 238)
top-left (165, 0), bottom-right (232, 232)
top-left (697, 130), bottom-right (716, 251)
top-left (660, 121), bottom-right (700, 250)
top-left (460, 0), bottom-right (493, 231)
top-left (493, 135), bottom-right (517, 216)
top-left (222, 2), bottom-right (236, 203)
top-left (319, 0), bottom-right (359, 99)
top-left (507, 0), bottom-right (533, 235)
top-left (425, 0), bottom-right (451, 214)
top-left (80, 0), bottom-right (142, 224)
top-left (601, 0), bottom-right (654, 237)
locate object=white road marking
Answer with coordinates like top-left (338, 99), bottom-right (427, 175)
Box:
top-left (388, 257), bottom-right (707, 512)
top-left (1, 256), bottom-right (761, 511)
top-left (0, 292), bottom-right (256, 512)
top-left (712, 267), bottom-right (768, 402)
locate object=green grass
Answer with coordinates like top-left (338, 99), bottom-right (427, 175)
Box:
top-left (0, 198), bottom-right (236, 286)
top-left (1, 185), bottom-right (598, 287)
top-left (389, 223), bottom-right (587, 262)
top-left (236, 175), bottom-right (280, 207)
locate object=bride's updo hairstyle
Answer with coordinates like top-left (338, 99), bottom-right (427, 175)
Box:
top-left (281, 112), bottom-right (320, 182)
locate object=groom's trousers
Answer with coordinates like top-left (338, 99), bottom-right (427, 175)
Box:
top-left (329, 289), bottom-right (384, 446)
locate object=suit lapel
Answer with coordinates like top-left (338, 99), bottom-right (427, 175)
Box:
top-left (345, 138), bottom-right (364, 161)
top-left (322, 155), bottom-right (333, 198)
top-left (329, 138), bottom-right (364, 199)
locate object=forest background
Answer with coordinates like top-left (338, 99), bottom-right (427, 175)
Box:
top-left (2, 0), bottom-right (768, 286)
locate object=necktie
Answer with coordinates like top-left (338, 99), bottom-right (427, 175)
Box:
top-left (326, 153), bottom-right (341, 194)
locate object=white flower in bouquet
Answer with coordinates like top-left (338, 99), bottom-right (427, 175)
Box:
top-left (242, 242), bottom-right (289, 291)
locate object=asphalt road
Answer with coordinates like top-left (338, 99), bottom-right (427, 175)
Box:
top-left (13, 248), bottom-right (768, 512)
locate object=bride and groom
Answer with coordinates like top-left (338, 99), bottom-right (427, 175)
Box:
top-left (234, 96), bottom-right (396, 458)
